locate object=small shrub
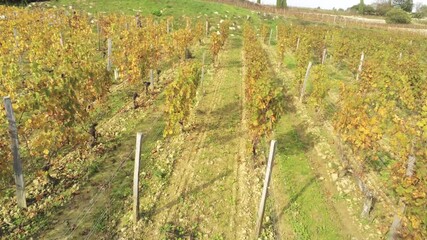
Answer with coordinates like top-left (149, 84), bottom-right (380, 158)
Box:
top-left (385, 8), bottom-right (412, 24)
top-left (87, 161), bottom-right (101, 177)
top-left (152, 10), bottom-right (162, 17)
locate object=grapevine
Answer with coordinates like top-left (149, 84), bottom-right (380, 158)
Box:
top-left (164, 62), bottom-right (201, 136)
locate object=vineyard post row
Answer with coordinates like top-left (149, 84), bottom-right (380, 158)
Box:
top-left (3, 96), bottom-right (27, 209)
top-left (291, 39), bottom-right (383, 221)
top-left (277, 21), bottom-right (427, 237)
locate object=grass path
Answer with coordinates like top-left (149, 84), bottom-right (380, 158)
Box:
top-left (140, 35), bottom-right (257, 239)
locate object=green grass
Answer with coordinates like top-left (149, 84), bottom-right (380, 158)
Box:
top-left (54, 0), bottom-right (253, 18)
top-left (274, 113), bottom-right (345, 240)
top-left (284, 54), bottom-right (297, 69)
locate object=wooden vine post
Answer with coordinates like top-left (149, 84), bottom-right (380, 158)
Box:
top-left (3, 97), bottom-right (27, 209)
top-left (167, 19), bottom-right (170, 34)
top-left (268, 28), bottom-right (273, 45)
top-left (296, 37), bottom-right (300, 51)
top-left (356, 51), bottom-right (364, 81)
top-left (114, 68), bottom-right (119, 81)
top-left (59, 32), bottom-right (64, 48)
top-left (107, 38), bottom-right (113, 72)
top-left (13, 28), bottom-right (19, 49)
top-left (255, 140), bottom-right (277, 238)
top-left (359, 178), bottom-right (374, 218)
top-left (133, 132), bottom-right (143, 223)
top-left (322, 48), bottom-right (327, 64)
top-left (389, 147), bottom-right (416, 239)
top-left (299, 62), bottom-right (313, 103)
top-left (389, 200), bottom-right (406, 240)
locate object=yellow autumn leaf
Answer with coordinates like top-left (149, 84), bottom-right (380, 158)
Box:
top-left (409, 216), bottom-right (421, 229)
top-left (43, 149), bottom-right (49, 155)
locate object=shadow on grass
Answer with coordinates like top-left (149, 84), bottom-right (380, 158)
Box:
top-left (216, 59), bottom-right (243, 69)
top-left (276, 121), bottom-right (317, 156)
top-left (142, 169), bottom-right (232, 219)
top-left (274, 176), bottom-right (317, 222)
top-left (281, 86), bottom-right (297, 114)
top-left (201, 101), bottom-right (241, 145)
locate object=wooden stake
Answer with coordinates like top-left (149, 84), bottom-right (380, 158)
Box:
top-left (322, 48), bottom-right (327, 64)
top-left (255, 140), bottom-right (277, 238)
top-left (356, 52), bottom-right (364, 81)
top-left (60, 32), bottom-right (64, 47)
top-left (299, 62), bottom-right (313, 103)
top-left (3, 97), bottom-right (27, 209)
top-left (97, 22), bottom-right (101, 50)
top-left (114, 68), bottom-right (119, 81)
top-left (133, 132), bottom-right (143, 223)
top-left (167, 19), bottom-right (170, 34)
top-left (13, 28), bottom-right (19, 49)
top-left (268, 28), bottom-right (273, 45)
top-left (389, 143), bottom-right (415, 239)
top-left (406, 142), bottom-right (416, 177)
top-left (389, 200), bottom-right (406, 240)
top-left (107, 38), bottom-right (112, 72)
top-left (296, 37), bottom-right (300, 51)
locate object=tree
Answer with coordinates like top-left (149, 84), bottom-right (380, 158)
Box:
top-left (375, 0), bottom-right (393, 15)
top-left (414, 4), bottom-right (427, 18)
top-left (359, 0), bottom-right (365, 14)
top-left (385, 7), bottom-right (412, 23)
top-left (349, 3), bottom-right (375, 15)
top-left (276, 0), bottom-right (287, 8)
top-left (393, 0), bottom-right (414, 12)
